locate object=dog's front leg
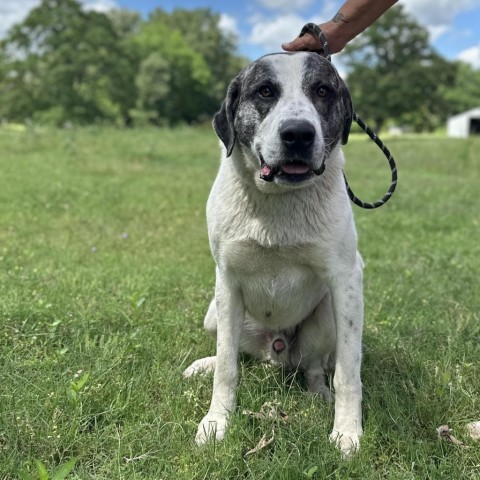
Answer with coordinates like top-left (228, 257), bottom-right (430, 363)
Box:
top-left (195, 269), bottom-right (244, 446)
top-left (329, 262), bottom-right (364, 456)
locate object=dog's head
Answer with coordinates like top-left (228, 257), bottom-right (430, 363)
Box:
top-left (213, 52), bottom-right (352, 190)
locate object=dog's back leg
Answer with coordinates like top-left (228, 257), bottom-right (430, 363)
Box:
top-left (204, 298), bottom-right (217, 336)
top-left (182, 299), bottom-right (218, 378)
top-left (184, 297), bottom-right (275, 379)
top-left (290, 291), bottom-right (336, 401)
top-left (304, 359), bottom-right (333, 402)
top-left (183, 356), bottom-right (217, 378)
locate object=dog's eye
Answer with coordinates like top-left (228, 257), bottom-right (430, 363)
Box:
top-left (316, 86), bottom-right (329, 98)
top-left (258, 85), bottom-right (274, 98)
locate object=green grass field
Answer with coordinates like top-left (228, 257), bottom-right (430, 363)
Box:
top-left (0, 126), bottom-right (479, 479)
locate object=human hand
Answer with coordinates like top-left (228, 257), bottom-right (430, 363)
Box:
top-left (281, 31), bottom-right (324, 53)
top-left (282, 22), bottom-right (347, 55)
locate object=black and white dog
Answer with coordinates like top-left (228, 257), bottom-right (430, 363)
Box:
top-left (184, 52), bottom-right (364, 456)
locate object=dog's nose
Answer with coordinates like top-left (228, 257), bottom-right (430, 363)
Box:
top-left (280, 120), bottom-right (315, 151)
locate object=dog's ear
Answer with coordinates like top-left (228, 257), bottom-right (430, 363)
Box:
top-left (340, 82), bottom-right (353, 145)
top-left (213, 77), bottom-right (240, 157)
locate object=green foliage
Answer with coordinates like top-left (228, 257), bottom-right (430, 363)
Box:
top-left (107, 9), bottom-right (142, 39)
top-left (0, 0), bottom-right (137, 125)
top-left (0, 2), bottom-right (246, 126)
top-left (344, 5), bottom-right (458, 132)
top-left (147, 8), bottom-right (247, 107)
top-left (19, 458), bottom-right (78, 480)
top-left (439, 61), bottom-right (480, 115)
top-left (129, 8), bottom-right (247, 125)
top-left (131, 22), bottom-right (212, 124)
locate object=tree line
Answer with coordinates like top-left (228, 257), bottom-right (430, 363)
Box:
top-left (0, 0), bottom-right (246, 127)
top-left (0, 0), bottom-right (479, 131)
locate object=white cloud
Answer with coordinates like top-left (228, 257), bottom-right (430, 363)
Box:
top-left (457, 44), bottom-right (480, 68)
top-left (249, 13), bottom-right (308, 52)
top-left (82, 0), bottom-right (118, 13)
top-left (317, 0), bottom-right (341, 21)
top-left (256, 0), bottom-right (314, 10)
top-left (219, 13), bottom-right (239, 37)
top-left (402, 0), bottom-right (480, 40)
top-left (428, 25), bottom-right (450, 42)
top-left (0, 0), bottom-right (39, 38)
top-left (402, 0), bottom-right (480, 25)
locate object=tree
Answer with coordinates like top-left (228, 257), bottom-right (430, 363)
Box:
top-left (130, 21), bottom-right (212, 124)
top-left (107, 9), bottom-right (142, 39)
top-left (0, 0), bottom-right (137, 125)
top-left (0, 3), bottom-right (247, 126)
top-left (343, 5), bottom-right (456, 132)
top-left (149, 9), bottom-right (246, 106)
top-left (439, 61), bottom-right (480, 116)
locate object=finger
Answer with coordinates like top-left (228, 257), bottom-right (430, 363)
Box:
top-left (282, 33), bottom-right (323, 52)
top-left (281, 37), bottom-right (309, 52)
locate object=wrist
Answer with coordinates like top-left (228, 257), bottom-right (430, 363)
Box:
top-left (318, 21), bottom-right (349, 54)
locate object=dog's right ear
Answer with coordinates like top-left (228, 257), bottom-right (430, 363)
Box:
top-left (213, 78), bottom-right (240, 157)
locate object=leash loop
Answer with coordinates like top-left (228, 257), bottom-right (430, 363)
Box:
top-left (299, 23), bottom-right (331, 60)
top-left (299, 23), bottom-right (398, 209)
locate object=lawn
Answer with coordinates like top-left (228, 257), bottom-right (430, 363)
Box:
top-left (0, 126), bottom-right (479, 479)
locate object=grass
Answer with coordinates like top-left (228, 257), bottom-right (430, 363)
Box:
top-left (0, 125), bottom-right (479, 479)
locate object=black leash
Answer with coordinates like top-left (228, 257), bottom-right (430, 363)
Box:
top-left (299, 23), bottom-right (398, 209)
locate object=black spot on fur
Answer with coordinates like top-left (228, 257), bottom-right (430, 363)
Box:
top-left (302, 54), bottom-right (352, 147)
top-left (234, 60), bottom-right (282, 149)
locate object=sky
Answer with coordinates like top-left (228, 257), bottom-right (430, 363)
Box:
top-left (1, 0), bottom-right (480, 71)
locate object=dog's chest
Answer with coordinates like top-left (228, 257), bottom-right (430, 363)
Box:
top-left (222, 240), bottom-right (326, 328)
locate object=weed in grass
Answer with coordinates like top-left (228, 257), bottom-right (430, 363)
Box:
top-left (19, 458), bottom-right (78, 480)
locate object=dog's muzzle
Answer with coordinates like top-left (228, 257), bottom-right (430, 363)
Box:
top-left (259, 119), bottom-right (325, 182)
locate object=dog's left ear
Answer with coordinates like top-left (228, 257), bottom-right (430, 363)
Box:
top-left (213, 77), bottom-right (241, 157)
top-left (340, 82), bottom-right (353, 145)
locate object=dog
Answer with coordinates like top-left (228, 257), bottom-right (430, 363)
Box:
top-left (183, 52), bottom-right (364, 456)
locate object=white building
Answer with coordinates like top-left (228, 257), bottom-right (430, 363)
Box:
top-left (447, 107), bottom-right (480, 138)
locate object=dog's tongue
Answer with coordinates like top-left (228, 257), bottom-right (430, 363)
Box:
top-left (281, 163), bottom-right (310, 175)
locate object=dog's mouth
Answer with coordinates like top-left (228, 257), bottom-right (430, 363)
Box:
top-left (260, 155), bottom-right (322, 183)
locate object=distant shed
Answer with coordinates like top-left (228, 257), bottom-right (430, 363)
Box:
top-left (447, 107), bottom-right (480, 137)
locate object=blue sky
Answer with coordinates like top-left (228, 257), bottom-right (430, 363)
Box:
top-left (116, 0), bottom-right (480, 68)
top-left (2, 0), bottom-right (480, 69)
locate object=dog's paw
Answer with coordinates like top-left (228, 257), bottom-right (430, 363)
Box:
top-left (182, 356), bottom-right (217, 378)
top-left (195, 412), bottom-right (228, 446)
top-left (329, 430), bottom-right (361, 457)
top-left (305, 372), bottom-right (333, 402)
top-left (311, 386), bottom-right (334, 403)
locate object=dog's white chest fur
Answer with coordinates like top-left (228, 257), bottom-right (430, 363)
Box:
top-left (221, 238), bottom-right (325, 329)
